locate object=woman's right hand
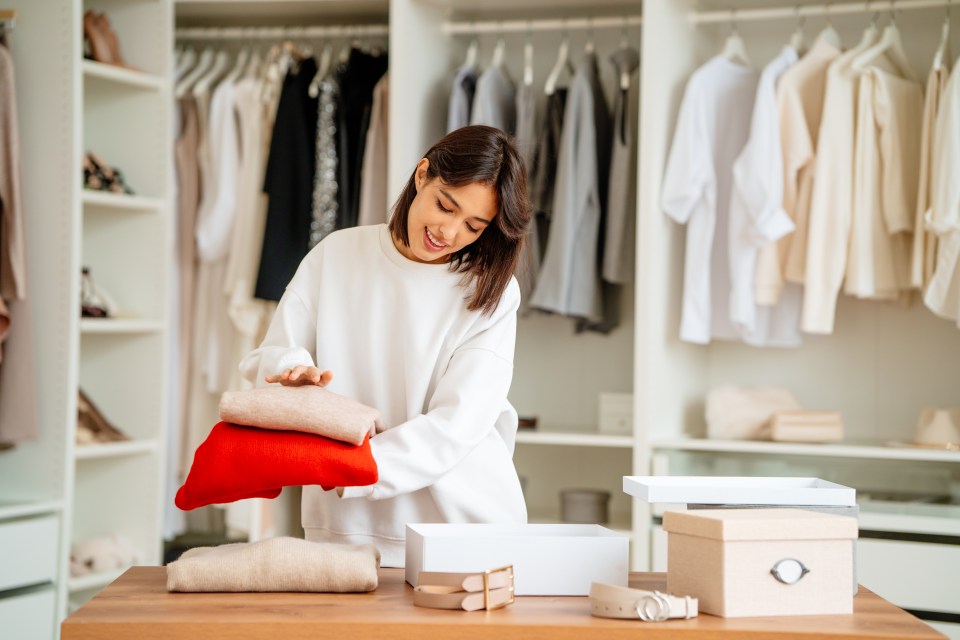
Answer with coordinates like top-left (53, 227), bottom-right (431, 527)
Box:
top-left (265, 366), bottom-right (333, 387)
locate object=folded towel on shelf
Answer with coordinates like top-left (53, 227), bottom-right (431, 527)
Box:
top-left (770, 411), bottom-right (844, 443)
top-left (219, 385), bottom-right (384, 446)
top-left (175, 422), bottom-right (378, 511)
top-left (166, 537), bottom-right (380, 593)
top-left (705, 386), bottom-right (802, 440)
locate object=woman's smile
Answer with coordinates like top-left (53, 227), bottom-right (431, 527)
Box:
top-left (423, 227), bottom-right (448, 252)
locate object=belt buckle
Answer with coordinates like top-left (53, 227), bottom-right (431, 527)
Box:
top-left (636, 591), bottom-right (671, 622)
top-left (482, 565), bottom-right (515, 611)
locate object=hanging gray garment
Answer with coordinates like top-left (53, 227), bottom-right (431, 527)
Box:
top-left (530, 53), bottom-right (612, 324)
top-left (470, 65), bottom-right (516, 134)
top-left (447, 65), bottom-right (477, 133)
top-left (528, 89), bottom-right (567, 277)
top-left (603, 47), bottom-right (640, 285)
top-left (514, 82), bottom-right (539, 311)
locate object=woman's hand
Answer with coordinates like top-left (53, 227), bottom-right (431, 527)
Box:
top-left (265, 366), bottom-right (333, 387)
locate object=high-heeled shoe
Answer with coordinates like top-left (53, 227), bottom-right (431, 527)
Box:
top-left (86, 151), bottom-right (135, 195)
top-left (83, 10), bottom-right (114, 65)
top-left (95, 12), bottom-right (133, 69)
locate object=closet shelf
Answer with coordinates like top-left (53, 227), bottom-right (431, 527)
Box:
top-left (651, 437), bottom-right (960, 463)
top-left (82, 60), bottom-right (165, 91)
top-left (68, 567), bottom-right (127, 594)
top-left (80, 319), bottom-right (164, 335)
top-left (75, 440), bottom-right (159, 461)
top-left (515, 430), bottom-right (633, 448)
top-left (82, 191), bottom-right (164, 213)
top-left (0, 499), bottom-right (64, 522)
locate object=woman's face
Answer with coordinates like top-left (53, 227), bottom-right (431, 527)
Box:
top-left (398, 159), bottom-right (498, 264)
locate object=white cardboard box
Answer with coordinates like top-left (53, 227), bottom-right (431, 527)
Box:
top-left (623, 476), bottom-right (856, 506)
top-left (598, 393), bottom-right (633, 435)
top-left (405, 523), bottom-right (629, 596)
top-left (664, 508), bottom-right (858, 617)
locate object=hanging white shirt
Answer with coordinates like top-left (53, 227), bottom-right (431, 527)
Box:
top-left (802, 31), bottom-right (879, 333)
top-left (755, 38), bottom-right (841, 305)
top-left (729, 46), bottom-right (803, 347)
top-left (846, 63), bottom-right (921, 300)
top-left (912, 63), bottom-right (951, 292)
top-left (924, 61), bottom-right (960, 326)
top-left (662, 56), bottom-right (759, 344)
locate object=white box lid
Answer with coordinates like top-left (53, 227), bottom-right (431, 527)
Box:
top-left (623, 476), bottom-right (856, 506)
top-left (662, 508), bottom-right (859, 541)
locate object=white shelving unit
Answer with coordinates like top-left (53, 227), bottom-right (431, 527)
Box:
top-left (0, 0), bottom-right (173, 637)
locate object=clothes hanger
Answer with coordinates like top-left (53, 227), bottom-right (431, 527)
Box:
top-left (585, 16), bottom-right (595, 55)
top-left (175, 45), bottom-right (214, 98)
top-left (721, 12), bottom-right (752, 67)
top-left (222, 45), bottom-right (250, 86)
top-left (615, 17), bottom-right (639, 91)
top-left (464, 26), bottom-right (479, 72)
top-left (244, 48), bottom-right (263, 80)
top-left (308, 42), bottom-right (334, 98)
top-left (523, 23), bottom-right (534, 87)
top-left (815, 3), bottom-right (843, 49)
top-left (789, 6), bottom-right (807, 54)
top-left (175, 46), bottom-right (197, 82)
top-left (933, 2), bottom-right (952, 71)
top-left (544, 23), bottom-right (575, 95)
top-left (851, 5), bottom-right (917, 81)
top-left (191, 48), bottom-right (230, 97)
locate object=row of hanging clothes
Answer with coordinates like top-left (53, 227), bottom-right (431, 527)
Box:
top-left (0, 9), bottom-right (37, 449)
top-left (448, 21), bottom-right (640, 333)
top-left (170, 26), bottom-right (389, 533)
top-left (663, 7), bottom-right (960, 348)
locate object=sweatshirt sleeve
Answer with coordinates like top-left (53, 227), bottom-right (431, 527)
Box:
top-left (340, 282), bottom-right (520, 501)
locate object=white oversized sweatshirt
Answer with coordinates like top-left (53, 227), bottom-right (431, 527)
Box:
top-left (239, 224), bottom-right (527, 566)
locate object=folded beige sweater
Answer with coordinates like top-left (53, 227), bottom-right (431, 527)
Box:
top-left (219, 385), bottom-right (384, 446)
top-left (166, 537), bottom-right (380, 593)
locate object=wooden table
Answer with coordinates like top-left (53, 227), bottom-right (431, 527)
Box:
top-left (62, 567), bottom-right (944, 640)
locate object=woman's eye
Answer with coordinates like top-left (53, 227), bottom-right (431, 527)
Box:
top-left (466, 224), bottom-right (479, 234)
top-left (435, 198), bottom-right (452, 213)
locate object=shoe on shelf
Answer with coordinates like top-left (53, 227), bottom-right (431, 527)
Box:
top-left (95, 11), bottom-right (135, 70)
top-left (84, 151), bottom-right (135, 195)
top-left (82, 10), bottom-right (113, 65)
top-left (77, 389), bottom-right (130, 445)
top-left (80, 266), bottom-right (118, 318)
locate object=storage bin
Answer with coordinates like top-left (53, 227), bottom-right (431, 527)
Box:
top-left (405, 523), bottom-right (629, 596)
top-left (0, 515), bottom-right (59, 591)
top-left (663, 508), bottom-right (858, 617)
top-left (560, 488), bottom-right (610, 524)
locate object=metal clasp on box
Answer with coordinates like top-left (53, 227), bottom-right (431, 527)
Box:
top-left (483, 565), bottom-right (515, 610)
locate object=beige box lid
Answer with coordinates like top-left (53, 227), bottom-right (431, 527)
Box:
top-left (662, 508), bottom-right (859, 541)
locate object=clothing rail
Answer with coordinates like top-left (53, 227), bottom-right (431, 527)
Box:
top-left (441, 15), bottom-right (642, 36)
top-left (691, 0), bottom-right (951, 24)
top-left (175, 24), bottom-right (389, 40)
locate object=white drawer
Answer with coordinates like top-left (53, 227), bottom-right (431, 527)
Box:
top-left (858, 538), bottom-right (960, 614)
top-left (0, 586), bottom-right (56, 640)
top-left (0, 515), bottom-right (59, 591)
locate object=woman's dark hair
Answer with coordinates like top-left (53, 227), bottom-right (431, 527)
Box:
top-left (388, 125), bottom-right (531, 315)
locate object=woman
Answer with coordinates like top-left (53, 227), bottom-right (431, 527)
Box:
top-left (240, 125), bottom-right (531, 567)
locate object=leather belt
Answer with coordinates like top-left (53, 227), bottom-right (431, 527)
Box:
top-left (590, 582), bottom-right (698, 621)
top-left (413, 565), bottom-right (515, 611)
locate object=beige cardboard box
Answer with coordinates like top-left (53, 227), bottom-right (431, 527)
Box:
top-left (664, 508), bottom-right (858, 617)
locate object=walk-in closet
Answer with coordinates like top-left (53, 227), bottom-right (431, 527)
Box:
top-left (0, 0), bottom-right (958, 638)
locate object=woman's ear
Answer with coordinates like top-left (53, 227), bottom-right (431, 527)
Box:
top-left (414, 158), bottom-right (430, 192)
